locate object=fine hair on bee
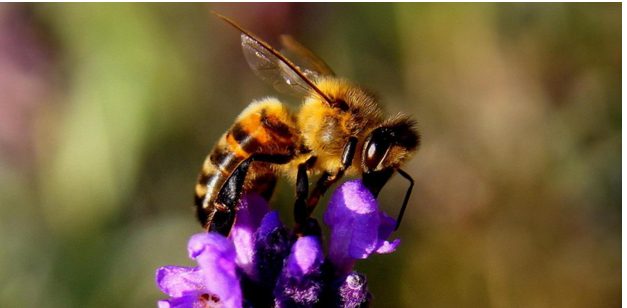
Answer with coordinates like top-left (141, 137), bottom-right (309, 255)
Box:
top-left (193, 12), bottom-right (421, 236)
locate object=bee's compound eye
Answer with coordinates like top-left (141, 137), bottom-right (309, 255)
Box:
top-left (364, 135), bottom-right (389, 172)
top-left (367, 142), bottom-right (377, 158)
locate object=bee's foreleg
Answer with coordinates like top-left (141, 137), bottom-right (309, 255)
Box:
top-left (394, 169), bottom-right (414, 231)
top-left (305, 137), bottom-right (358, 214)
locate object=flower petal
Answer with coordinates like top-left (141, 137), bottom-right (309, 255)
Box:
top-left (187, 232), bottom-right (233, 260)
top-left (157, 294), bottom-right (202, 308)
top-left (230, 193), bottom-right (270, 277)
top-left (324, 179), bottom-right (401, 273)
top-left (155, 266), bottom-right (205, 297)
top-left (375, 211), bottom-right (400, 254)
top-left (375, 238), bottom-right (400, 254)
top-left (186, 232), bottom-right (242, 308)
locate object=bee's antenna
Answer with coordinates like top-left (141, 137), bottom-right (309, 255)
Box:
top-left (211, 11), bottom-right (335, 106)
top-left (395, 168), bottom-right (414, 231)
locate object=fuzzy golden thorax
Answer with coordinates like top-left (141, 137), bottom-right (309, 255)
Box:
top-left (296, 77), bottom-right (384, 175)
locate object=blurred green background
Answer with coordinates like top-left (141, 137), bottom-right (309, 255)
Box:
top-left (0, 3), bottom-right (620, 307)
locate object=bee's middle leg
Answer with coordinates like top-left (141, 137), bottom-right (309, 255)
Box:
top-left (294, 156), bottom-right (318, 236)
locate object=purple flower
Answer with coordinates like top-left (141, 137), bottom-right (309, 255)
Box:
top-left (324, 179), bottom-right (401, 274)
top-left (156, 180), bottom-right (402, 307)
top-left (156, 232), bottom-right (242, 308)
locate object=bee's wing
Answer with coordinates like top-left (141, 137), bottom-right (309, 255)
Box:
top-left (279, 35), bottom-right (335, 78)
top-left (241, 34), bottom-right (313, 97)
top-left (214, 12), bottom-right (335, 105)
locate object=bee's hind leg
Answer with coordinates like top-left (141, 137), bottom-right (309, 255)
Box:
top-left (212, 153), bottom-right (292, 236)
top-left (212, 159), bottom-right (253, 235)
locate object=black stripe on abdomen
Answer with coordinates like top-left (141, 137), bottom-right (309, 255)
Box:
top-left (230, 122), bottom-right (263, 153)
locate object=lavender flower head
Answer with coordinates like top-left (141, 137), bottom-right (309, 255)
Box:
top-left (156, 179), bottom-right (400, 307)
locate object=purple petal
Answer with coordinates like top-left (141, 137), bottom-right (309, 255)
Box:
top-left (158, 292), bottom-right (225, 308)
top-left (378, 211), bottom-right (396, 239)
top-left (375, 238), bottom-right (401, 254)
top-left (155, 266), bottom-right (205, 297)
top-left (230, 193), bottom-right (270, 277)
top-left (324, 179), bottom-right (400, 273)
top-left (374, 209), bottom-right (401, 254)
top-left (187, 232), bottom-right (233, 260)
top-left (186, 232), bottom-right (242, 308)
top-left (157, 294), bottom-right (203, 308)
top-left (274, 236), bottom-right (325, 307)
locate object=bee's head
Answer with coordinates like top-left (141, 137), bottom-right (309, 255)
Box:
top-left (361, 115), bottom-right (420, 173)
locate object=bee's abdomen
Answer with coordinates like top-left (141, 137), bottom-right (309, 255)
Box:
top-left (195, 99), bottom-right (298, 229)
top-left (194, 132), bottom-right (254, 228)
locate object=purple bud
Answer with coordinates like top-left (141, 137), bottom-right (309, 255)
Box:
top-left (335, 272), bottom-right (371, 308)
top-left (274, 236), bottom-right (325, 307)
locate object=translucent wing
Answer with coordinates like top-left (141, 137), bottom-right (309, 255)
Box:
top-left (279, 35), bottom-right (335, 78)
top-left (241, 34), bottom-right (313, 97)
top-left (213, 12), bottom-right (335, 106)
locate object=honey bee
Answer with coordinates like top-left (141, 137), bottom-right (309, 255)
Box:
top-left (195, 13), bottom-right (420, 236)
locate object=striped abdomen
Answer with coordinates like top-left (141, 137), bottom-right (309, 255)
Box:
top-left (195, 99), bottom-right (298, 231)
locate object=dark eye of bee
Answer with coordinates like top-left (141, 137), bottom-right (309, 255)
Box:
top-left (364, 128), bottom-right (392, 172)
